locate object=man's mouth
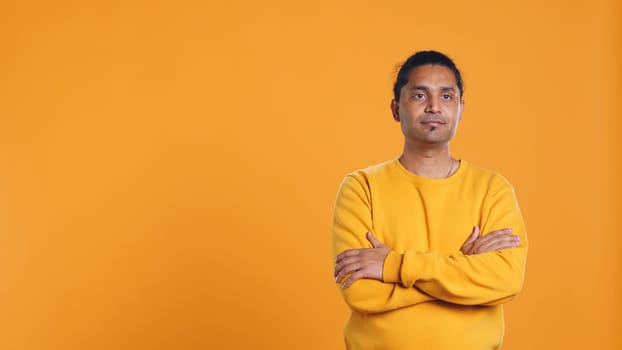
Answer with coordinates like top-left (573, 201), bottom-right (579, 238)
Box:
top-left (420, 120), bottom-right (445, 131)
top-left (420, 120), bottom-right (445, 126)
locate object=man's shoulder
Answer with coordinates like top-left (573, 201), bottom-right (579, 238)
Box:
top-left (345, 159), bottom-right (398, 180)
top-left (463, 160), bottom-right (514, 189)
top-left (336, 159), bottom-right (399, 192)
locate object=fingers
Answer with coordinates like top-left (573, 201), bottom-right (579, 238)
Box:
top-left (335, 235), bottom-right (380, 263)
top-left (341, 271), bottom-right (366, 289)
top-left (334, 232), bottom-right (385, 280)
top-left (334, 248), bottom-right (360, 264)
top-left (460, 226), bottom-right (480, 255)
top-left (487, 228), bottom-right (513, 237)
top-left (468, 225), bottom-right (480, 243)
top-left (461, 227), bottom-right (521, 255)
top-left (471, 228), bottom-right (521, 254)
top-left (334, 252), bottom-right (370, 286)
top-left (334, 259), bottom-right (362, 284)
top-left (334, 238), bottom-right (389, 287)
top-left (472, 229), bottom-right (512, 248)
top-left (477, 234), bottom-right (521, 253)
top-left (333, 250), bottom-right (379, 282)
top-left (366, 231), bottom-right (384, 248)
top-left (334, 254), bottom-right (364, 280)
top-left (472, 228), bottom-right (513, 248)
top-left (463, 226), bottom-right (480, 247)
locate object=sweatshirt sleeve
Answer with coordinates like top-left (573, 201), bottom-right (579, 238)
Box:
top-left (332, 174), bottom-right (434, 315)
top-left (382, 177), bottom-right (528, 306)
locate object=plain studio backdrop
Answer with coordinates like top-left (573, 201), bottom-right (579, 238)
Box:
top-left (1, 1), bottom-right (620, 349)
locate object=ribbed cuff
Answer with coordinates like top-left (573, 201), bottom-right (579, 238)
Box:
top-left (382, 250), bottom-right (403, 283)
top-left (400, 250), bottom-right (419, 287)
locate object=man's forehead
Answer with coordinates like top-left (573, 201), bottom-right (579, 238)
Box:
top-left (403, 65), bottom-right (458, 90)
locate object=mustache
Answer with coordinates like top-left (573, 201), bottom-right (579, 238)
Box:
top-left (419, 115), bottom-right (446, 123)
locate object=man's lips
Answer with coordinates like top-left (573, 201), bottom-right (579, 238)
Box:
top-left (420, 120), bottom-right (445, 125)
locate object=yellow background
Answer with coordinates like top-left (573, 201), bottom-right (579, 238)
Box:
top-left (1, 0), bottom-right (620, 349)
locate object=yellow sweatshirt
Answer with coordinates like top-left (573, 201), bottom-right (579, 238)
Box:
top-left (332, 158), bottom-right (528, 350)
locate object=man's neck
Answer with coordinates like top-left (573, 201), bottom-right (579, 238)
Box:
top-left (399, 143), bottom-right (457, 179)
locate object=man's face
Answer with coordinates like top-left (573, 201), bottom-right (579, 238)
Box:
top-left (391, 64), bottom-right (464, 146)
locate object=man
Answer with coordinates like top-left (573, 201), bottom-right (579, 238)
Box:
top-left (332, 50), bottom-right (528, 349)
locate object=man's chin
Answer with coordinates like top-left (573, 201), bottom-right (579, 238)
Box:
top-left (411, 135), bottom-right (451, 145)
top-left (404, 139), bottom-right (451, 150)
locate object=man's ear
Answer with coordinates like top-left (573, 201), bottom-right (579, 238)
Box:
top-left (390, 100), bottom-right (400, 122)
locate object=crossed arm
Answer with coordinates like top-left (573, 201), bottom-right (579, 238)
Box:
top-left (331, 174), bottom-right (528, 314)
top-left (334, 226), bottom-right (520, 288)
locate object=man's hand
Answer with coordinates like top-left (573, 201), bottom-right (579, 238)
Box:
top-left (460, 226), bottom-right (521, 255)
top-left (334, 232), bottom-right (390, 289)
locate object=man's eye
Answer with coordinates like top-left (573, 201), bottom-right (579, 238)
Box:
top-left (413, 93), bottom-right (425, 99)
top-left (442, 94), bottom-right (452, 100)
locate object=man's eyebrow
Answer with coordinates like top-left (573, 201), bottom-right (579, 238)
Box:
top-left (408, 85), bottom-right (457, 92)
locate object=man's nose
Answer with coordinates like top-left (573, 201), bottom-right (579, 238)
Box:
top-left (424, 96), bottom-right (441, 114)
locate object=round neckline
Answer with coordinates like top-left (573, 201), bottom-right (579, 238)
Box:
top-left (392, 157), bottom-right (467, 185)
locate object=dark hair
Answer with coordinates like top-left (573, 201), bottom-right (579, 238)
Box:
top-left (393, 50), bottom-right (464, 102)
